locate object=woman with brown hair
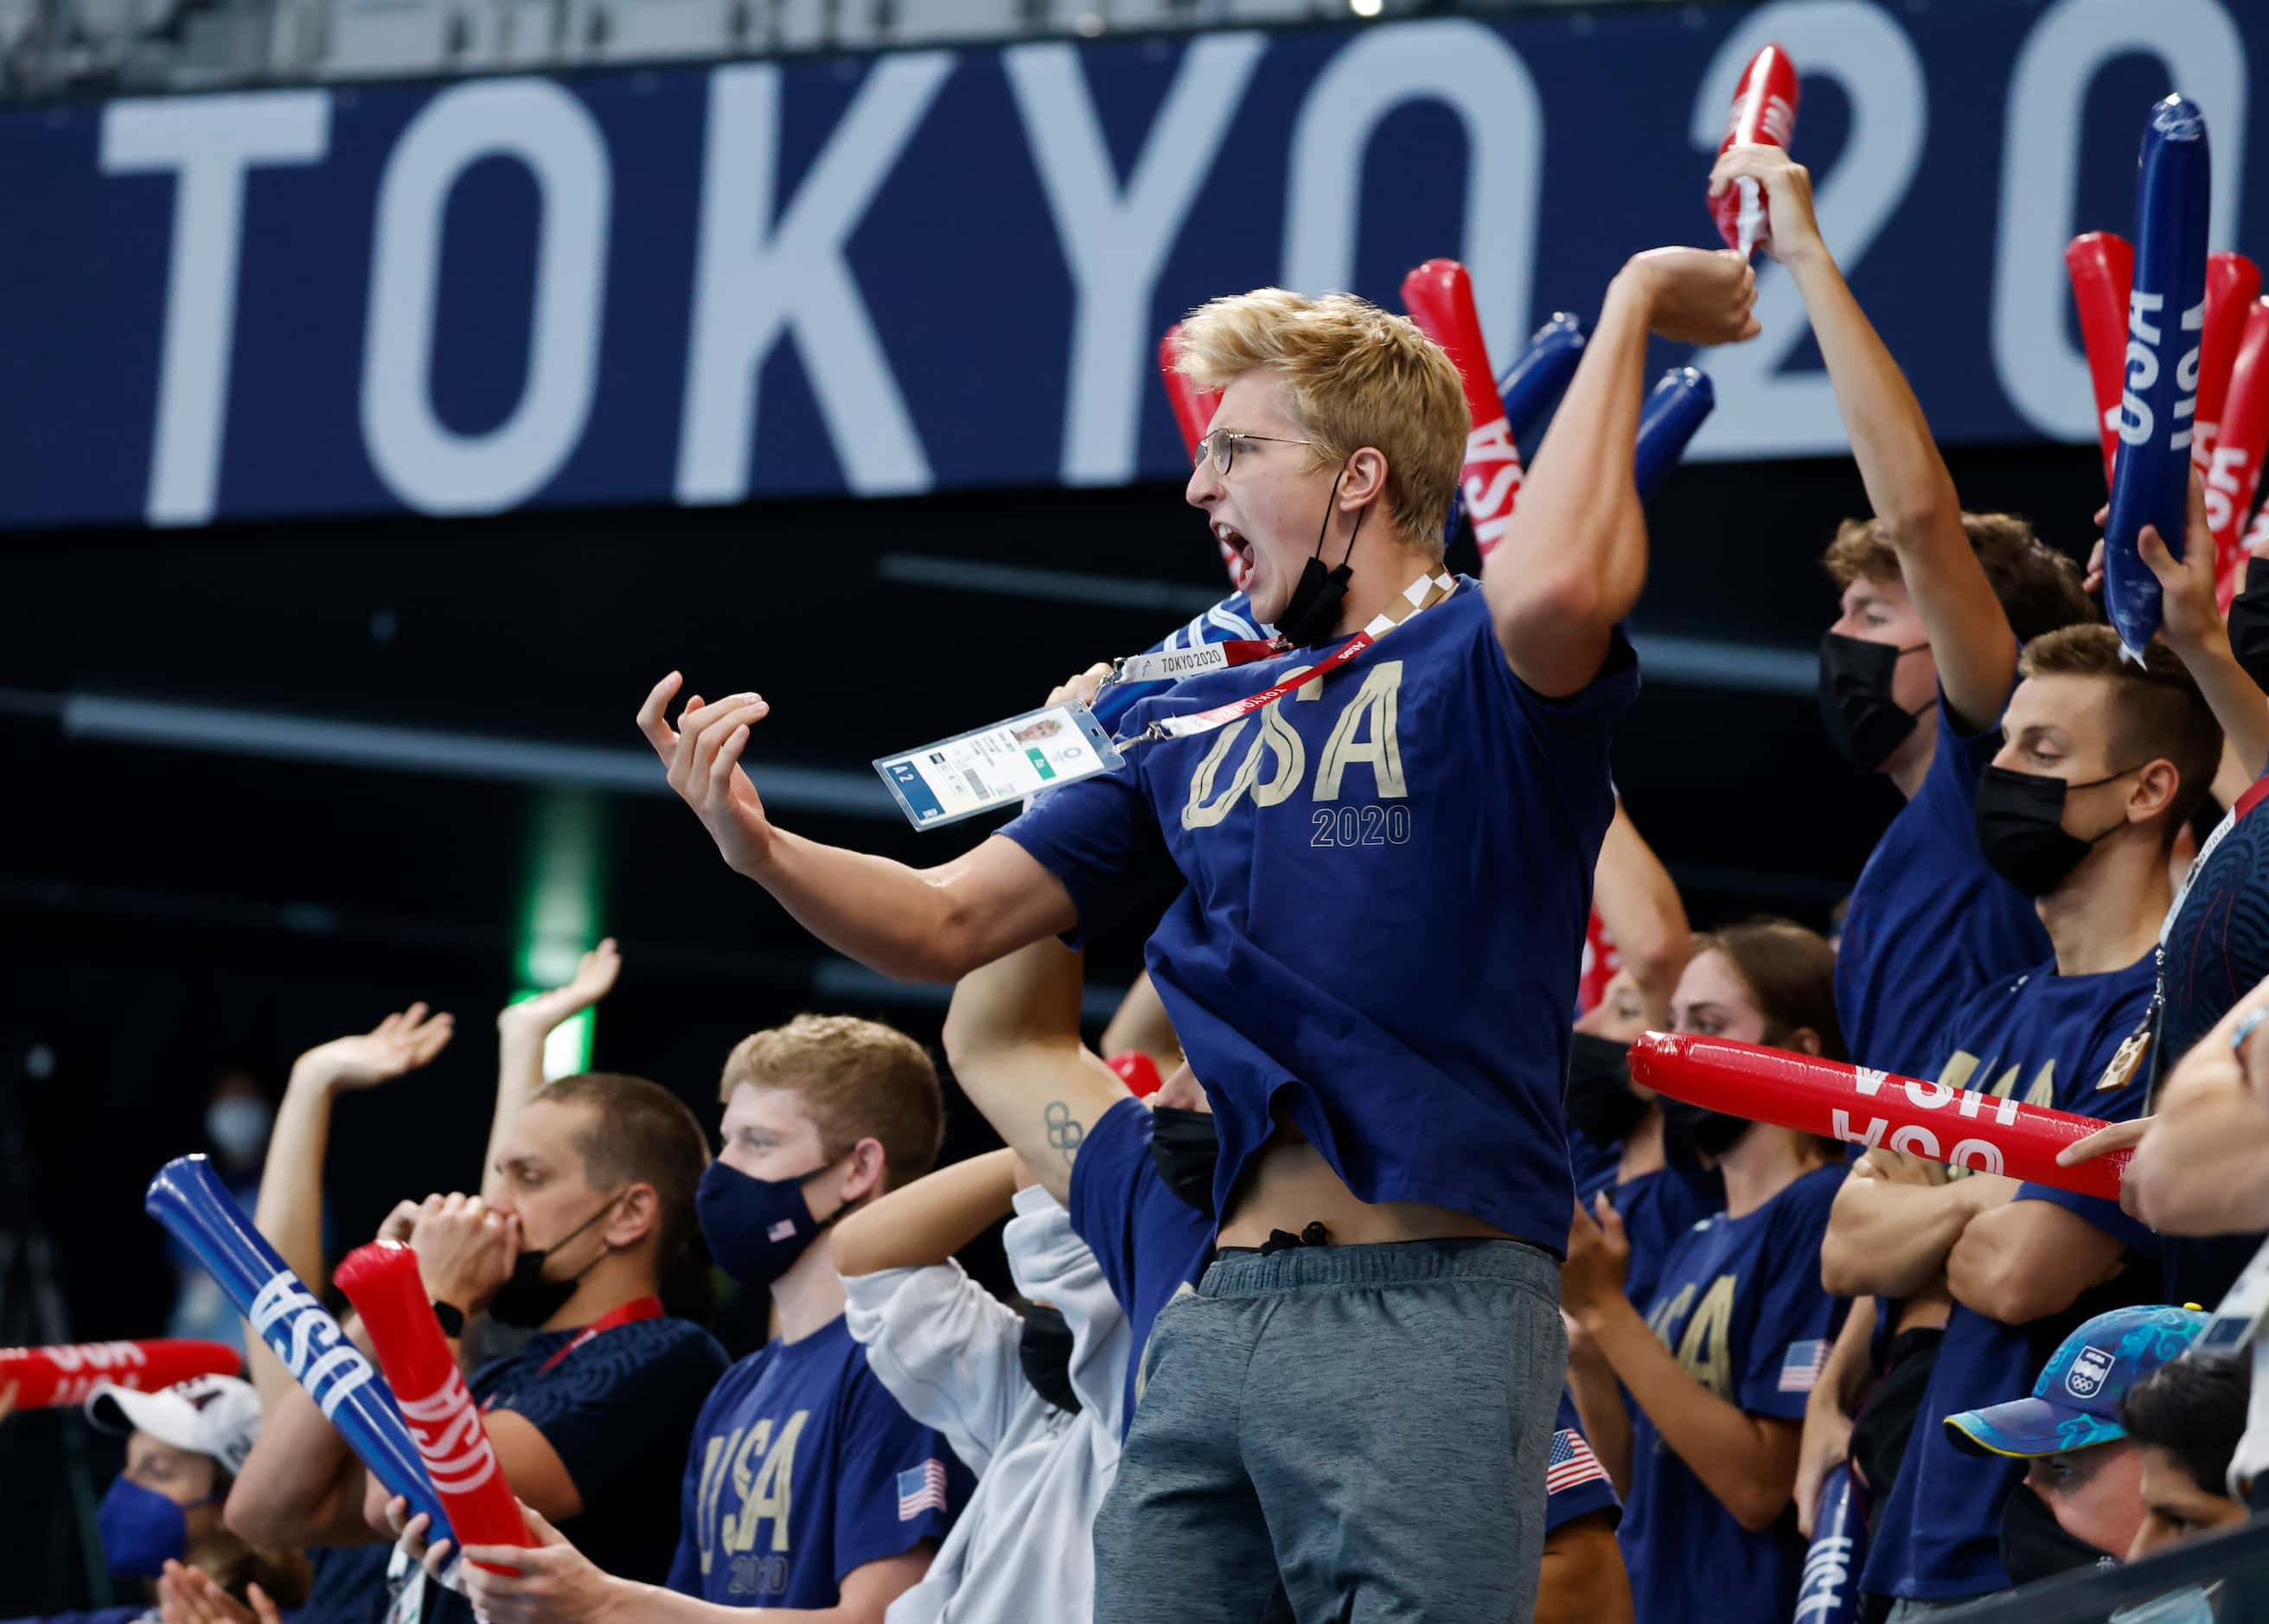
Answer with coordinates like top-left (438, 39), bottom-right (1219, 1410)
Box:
top-left (1563, 917), bottom-right (1851, 1624)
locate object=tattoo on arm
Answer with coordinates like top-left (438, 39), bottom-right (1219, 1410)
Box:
top-left (1044, 1100), bottom-right (1084, 1168)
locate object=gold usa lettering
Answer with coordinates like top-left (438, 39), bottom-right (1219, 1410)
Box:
top-left (1182, 662), bottom-right (1409, 831)
top-left (1932, 1051), bottom-right (2055, 1180)
top-left (693, 1410), bottom-right (810, 1571)
top-left (1646, 1273), bottom-right (1737, 1404)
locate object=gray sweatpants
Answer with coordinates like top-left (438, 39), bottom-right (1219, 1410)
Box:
top-left (1092, 1237), bottom-right (1566, 1624)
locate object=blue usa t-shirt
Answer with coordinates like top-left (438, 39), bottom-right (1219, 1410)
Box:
top-left (421, 1314), bottom-right (727, 1624)
top-left (1545, 1389), bottom-right (1621, 1534)
top-left (1003, 580), bottom-right (1638, 1248)
top-left (668, 1316), bottom-right (971, 1606)
top-left (1861, 953), bottom-right (2159, 1602)
top-left (1619, 1163), bottom-right (1847, 1624)
top-left (1066, 1096), bottom-right (1214, 1434)
top-left (1836, 690), bottom-right (2050, 1078)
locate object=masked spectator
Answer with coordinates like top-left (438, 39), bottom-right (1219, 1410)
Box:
top-left (1563, 918), bottom-right (1849, 1623)
top-left (1943, 1306), bottom-right (2211, 1586)
top-left (1824, 623), bottom-right (2219, 1616)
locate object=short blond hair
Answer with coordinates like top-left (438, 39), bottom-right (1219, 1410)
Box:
top-left (1176, 288), bottom-right (1469, 549)
top-left (720, 1015), bottom-right (943, 1191)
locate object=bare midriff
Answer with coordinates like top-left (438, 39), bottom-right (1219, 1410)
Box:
top-left (1216, 1106), bottom-right (1517, 1250)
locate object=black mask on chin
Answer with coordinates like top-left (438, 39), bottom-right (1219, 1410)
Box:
top-left (1972, 764), bottom-right (2137, 899)
top-left (486, 1192), bottom-right (623, 1330)
top-left (1999, 1482), bottom-right (2119, 1587)
top-left (1817, 632), bottom-right (1931, 770)
top-left (1148, 1108), bottom-right (1219, 1215)
top-left (1274, 468), bottom-right (1365, 647)
top-left (1657, 1095), bottom-right (1754, 1161)
top-left (1018, 1305), bottom-right (1082, 1414)
top-left (1565, 1034), bottom-right (1649, 1148)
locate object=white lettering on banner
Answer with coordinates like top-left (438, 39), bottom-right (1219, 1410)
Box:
top-left (362, 80), bottom-right (611, 515)
top-left (1461, 417), bottom-right (1523, 553)
top-left (676, 56), bottom-right (949, 504)
top-left (1992, 0), bottom-right (2247, 441)
top-left (1830, 1109), bottom-right (1887, 1149)
top-left (1005, 35), bottom-right (1266, 487)
top-left (248, 1270), bottom-right (375, 1421)
top-left (1684, 2), bottom-right (1925, 460)
top-left (1889, 1124), bottom-right (1941, 1158)
top-left (1947, 1138), bottom-right (2007, 1175)
top-left (2208, 441), bottom-right (2253, 537)
top-left (1282, 19), bottom-right (1538, 372)
top-left (43, 1341), bottom-right (146, 1373)
top-left (398, 1371), bottom-right (501, 1493)
top-left (99, 92), bottom-right (330, 527)
top-left (1851, 1067), bottom-right (1889, 1097)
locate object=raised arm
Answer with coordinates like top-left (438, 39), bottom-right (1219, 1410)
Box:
top-left (941, 941), bottom-right (1132, 1207)
top-left (1590, 801), bottom-right (1691, 1020)
top-left (2136, 473), bottom-right (2269, 780)
top-left (487, 940), bottom-right (622, 1201)
top-left (1488, 248), bottom-right (1758, 697)
top-left (1818, 1154), bottom-right (2013, 1299)
top-left (636, 675), bottom-right (1074, 981)
top-left (833, 1148), bottom-right (1021, 1278)
top-left (1714, 145), bottom-right (2013, 733)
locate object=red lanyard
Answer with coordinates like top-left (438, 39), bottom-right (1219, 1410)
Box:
top-left (480, 1296), bottom-right (664, 1410)
top-left (1119, 572), bottom-right (1457, 747)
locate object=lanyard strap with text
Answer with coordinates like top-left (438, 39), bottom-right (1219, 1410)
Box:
top-left (1117, 571), bottom-right (1457, 748)
top-left (481, 1295), bottom-right (665, 1411)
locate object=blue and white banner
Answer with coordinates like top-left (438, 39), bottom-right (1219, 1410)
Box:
top-left (8, 0), bottom-right (2260, 530)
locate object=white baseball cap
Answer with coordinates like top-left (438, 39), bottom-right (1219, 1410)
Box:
top-left (86, 1374), bottom-right (261, 1476)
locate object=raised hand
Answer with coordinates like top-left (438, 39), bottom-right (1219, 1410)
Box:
top-left (500, 938), bottom-right (622, 1037)
top-left (636, 673), bottom-right (777, 878)
top-left (291, 1004), bottom-right (455, 1097)
top-left (1708, 144), bottom-right (1823, 266)
top-left (2138, 470), bottom-right (2222, 658)
top-left (1560, 1190), bottom-right (1633, 1318)
top-left (157, 1562), bottom-right (282, 1624)
top-left (1625, 246), bottom-right (1761, 348)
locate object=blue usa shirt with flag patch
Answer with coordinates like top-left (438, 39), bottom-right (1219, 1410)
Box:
top-left (1619, 1162), bottom-right (1846, 1624)
top-left (667, 1316), bottom-right (972, 1607)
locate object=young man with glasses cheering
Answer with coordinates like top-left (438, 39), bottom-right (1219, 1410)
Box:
top-left (632, 247), bottom-right (1758, 1621)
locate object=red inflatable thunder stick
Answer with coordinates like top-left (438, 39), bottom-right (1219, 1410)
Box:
top-left (1711, 44), bottom-right (1799, 257)
top-left (1400, 259), bottom-right (1525, 559)
top-left (0, 1339), bottom-right (240, 1409)
top-left (1627, 1033), bottom-right (2132, 1201)
top-left (1158, 324), bottom-right (1244, 590)
top-left (2209, 298), bottom-right (2269, 604)
top-left (2193, 257), bottom-right (2263, 609)
top-left (2068, 232), bottom-right (2136, 491)
top-left (332, 1242), bottom-right (531, 1569)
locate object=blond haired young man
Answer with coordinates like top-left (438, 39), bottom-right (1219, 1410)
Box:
top-left (633, 249), bottom-right (1757, 1621)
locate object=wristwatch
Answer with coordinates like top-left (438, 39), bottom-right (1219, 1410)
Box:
top-left (431, 1301), bottom-right (466, 1338)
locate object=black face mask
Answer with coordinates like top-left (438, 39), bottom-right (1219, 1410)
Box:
top-left (1018, 1305), bottom-right (1082, 1415)
top-left (1999, 1482), bottom-right (2119, 1587)
top-left (1973, 764), bottom-right (2137, 899)
top-left (2227, 557), bottom-right (2269, 694)
top-left (1817, 632), bottom-right (1931, 770)
top-left (487, 1192), bottom-right (623, 1329)
top-left (1565, 1034), bottom-right (1649, 1148)
top-left (1274, 468), bottom-right (1365, 647)
top-left (1148, 1108), bottom-right (1219, 1215)
top-left (1657, 1095), bottom-right (1754, 1161)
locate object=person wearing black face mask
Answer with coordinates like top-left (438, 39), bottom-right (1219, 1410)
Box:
top-left (237, 1072), bottom-right (728, 1624)
top-left (1822, 623), bottom-right (2221, 1616)
top-left (829, 1146), bottom-right (1129, 1624)
top-left (1563, 920), bottom-right (1850, 1624)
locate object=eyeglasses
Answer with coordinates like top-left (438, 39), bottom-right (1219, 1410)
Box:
top-left (1193, 430), bottom-right (1313, 477)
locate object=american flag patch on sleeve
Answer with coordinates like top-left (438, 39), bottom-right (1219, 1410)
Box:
top-left (1779, 1339), bottom-right (1829, 1393)
top-left (1544, 1429), bottom-right (1607, 1495)
top-left (897, 1460), bottom-right (950, 1520)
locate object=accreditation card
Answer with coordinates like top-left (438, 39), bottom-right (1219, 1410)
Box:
top-left (874, 702), bottom-right (1122, 831)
